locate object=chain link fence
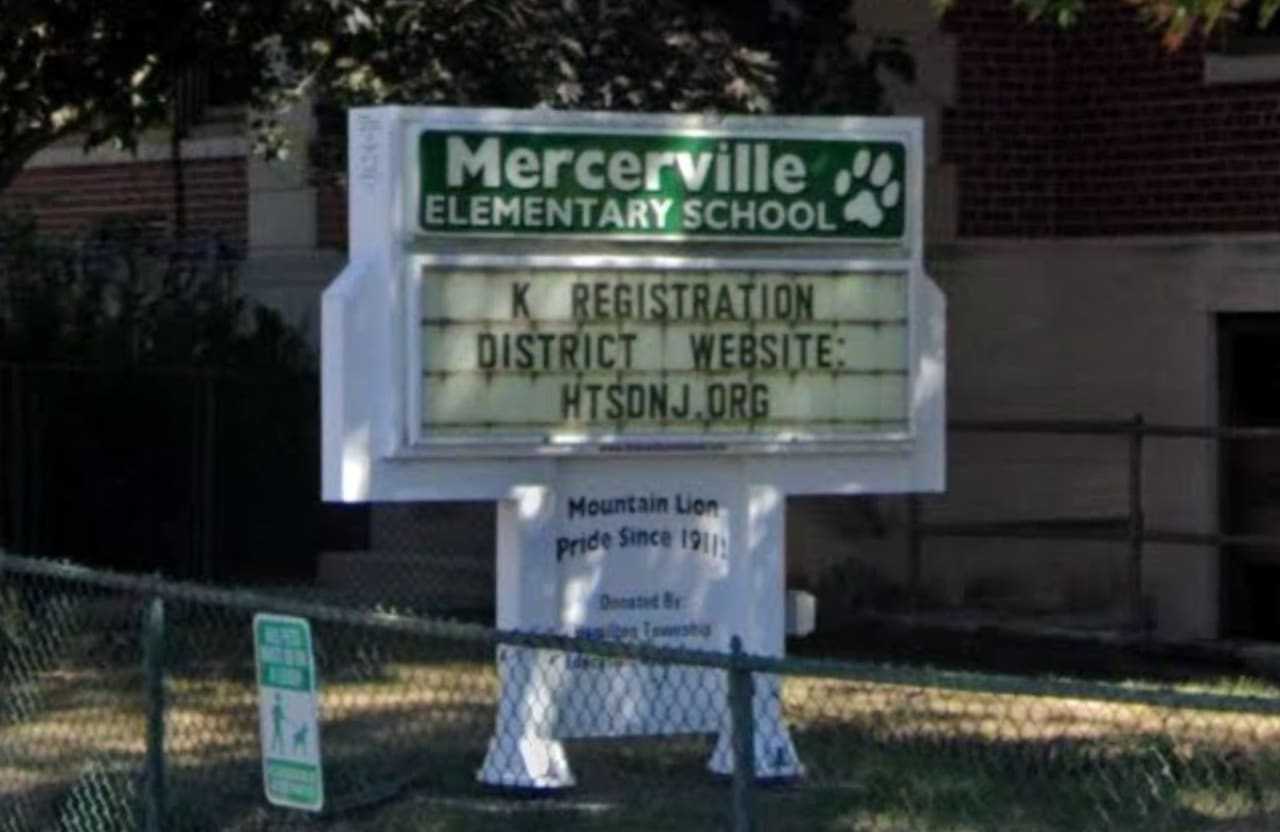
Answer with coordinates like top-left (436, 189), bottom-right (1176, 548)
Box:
top-left (5, 550), bottom-right (1280, 831)
top-left (317, 502), bottom-right (494, 618)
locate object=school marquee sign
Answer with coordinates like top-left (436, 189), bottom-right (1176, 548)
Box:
top-left (323, 107), bottom-right (944, 788)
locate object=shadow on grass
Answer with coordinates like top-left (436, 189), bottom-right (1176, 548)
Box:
top-left (159, 733), bottom-right (726, 831)
top-left (18, 717), bottom-right (1274, 832)
top-left (11, 658), bottom-right (1280, 832)
top-left (758, 725), bottom-right (1280, 832)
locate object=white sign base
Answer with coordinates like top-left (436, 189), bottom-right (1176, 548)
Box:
top-left (707, 675), bottom-right (805, 779)
top-left (476, 461), bottom-right (803, 787)
top-left (477, 647), bottom-right (575, 788)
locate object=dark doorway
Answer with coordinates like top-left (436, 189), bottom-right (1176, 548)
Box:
top-left (1219, 314), bottom-right (1280, 639)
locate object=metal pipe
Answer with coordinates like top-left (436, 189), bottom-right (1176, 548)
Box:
top-left (1128, 413), bottom-right (1146, 632)
top-left (728, 636), bottom-right (755, 832)
top-left (142, 596), bottom-right (167, 832)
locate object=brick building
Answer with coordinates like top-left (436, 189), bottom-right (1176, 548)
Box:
top-left (838, 0), bottom-right (1280, 641)
top-left (7, 0), bottom-right (1280, 639)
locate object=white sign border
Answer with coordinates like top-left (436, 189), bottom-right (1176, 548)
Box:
top-left (405, 252), bottom-right (917, 456)
top-left (323, 106), bottom-right (943, 502)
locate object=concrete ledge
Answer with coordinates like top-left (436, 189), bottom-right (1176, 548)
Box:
top-left (1205, 51), bottom-right (1280, 85)
top-left (27, 136), bottom-right (248, 168)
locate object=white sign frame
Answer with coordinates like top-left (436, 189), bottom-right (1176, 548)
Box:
top-left (404, 252), bottom-right (917, 456)
top-left (324, 107), bottom-right (941, 502)
top-left (322, 106), bottom-right (945, 786)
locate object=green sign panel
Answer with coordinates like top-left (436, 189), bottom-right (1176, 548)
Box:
top-left (417, 129), bottom-right (906, 241)
top-left (254, 614), bottom-right (324, 812)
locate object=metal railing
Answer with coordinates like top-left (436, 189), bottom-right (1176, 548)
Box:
top-left (905, 414), bottom-right (1280, 631)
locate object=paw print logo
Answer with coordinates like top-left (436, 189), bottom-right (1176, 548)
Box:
top-left (833, 149), bottom-right (902, 229)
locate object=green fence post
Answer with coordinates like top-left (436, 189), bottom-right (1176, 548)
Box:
top-left (728, 635), bottom-right (755, 832)
top-left (143, 596), bottom-right (167, 832)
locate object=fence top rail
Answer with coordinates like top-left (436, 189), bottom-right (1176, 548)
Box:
top-left (951, 418), bottom-right (1280, 440)
top-left (0, 550), bottom-right (740, 670)
top-left (6, 550), bottom-right (1280, 718)
top-left (0, 360), bottom-right (318, 384)
top-left (950, 419), bottom-right (1141, 435)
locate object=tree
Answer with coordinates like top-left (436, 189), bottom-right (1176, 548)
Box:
top-left (2, 0), bottom-right (917, 194)
top-left (296, 0), bottom-right (909, 116)
top-left (0, 213), bottom-right (310, 369)
top-left (17, 0), bottom-right (1255, 198)
top-left (297, 0), bottom-right (916, 183)
top-left (0, 1), bottom-right (341, 193)
top-left (936, 0), bottom-right (1280, 48)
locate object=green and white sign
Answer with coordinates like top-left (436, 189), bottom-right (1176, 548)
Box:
top-left (254, 614), bottom-right (323, 813)
top-left (416, 128), bottom-right (906, 241)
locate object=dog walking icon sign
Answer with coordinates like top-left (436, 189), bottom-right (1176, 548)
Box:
top-left (254, 613), bottom-right (324, 812)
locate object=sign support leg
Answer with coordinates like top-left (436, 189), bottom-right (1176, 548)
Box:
top-left (478, 644), bottom-right (575, 789)
top-left (479, 489), bottom-right (575, 790)
top-left (708, 484), bottom-right (804, 780)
